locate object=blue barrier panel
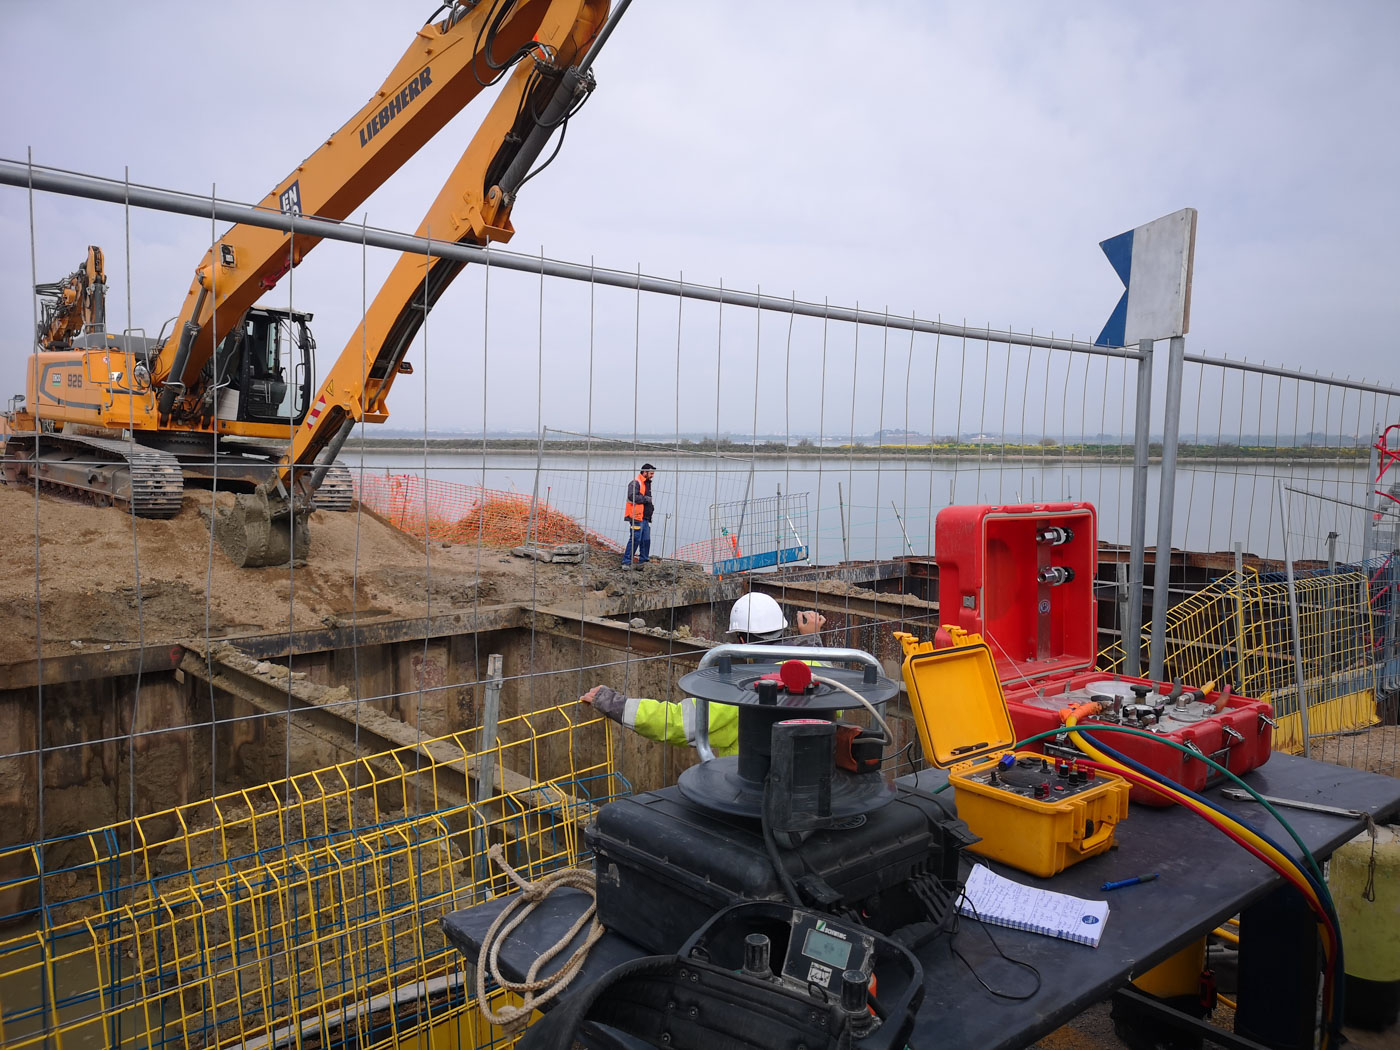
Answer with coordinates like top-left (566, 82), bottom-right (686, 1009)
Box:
top-left (712, 545), bottom-right (808, 575)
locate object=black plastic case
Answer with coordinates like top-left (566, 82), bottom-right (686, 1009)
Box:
top-left (587, 783), bottom-right (977, 954)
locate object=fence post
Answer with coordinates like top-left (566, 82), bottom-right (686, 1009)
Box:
top-left (1233, 541), bottom-right (1248, 690)
top-left (1148, 336), bottom-right (1185, 683)
top-left (1358, 427), bottom-right (1398, 692)
top-left (1277, 482), bottom-right (1313, 758)
top-left (526, 430), bottom-right (546, 548)
top-left (1361, 427), bottom-right (1380, 573)
top-left (472, 653), bottom-right (505, 897)
top-left (1126, 338), bottom-right (1154, 677)
top-left (477, 654), bottom-right (504, 800)
top-left (1324, 531), bottom-right (1338, 694)
top-left (1115, 562), bottom-right (1129, 663)
top-left (838, 482), bottom-right (850, 565)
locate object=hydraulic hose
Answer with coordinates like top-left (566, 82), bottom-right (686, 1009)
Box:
top-left (1061, 717), bottom-right (1343, 1048)
top-left (930, 719), bottom-right (1347, 1048)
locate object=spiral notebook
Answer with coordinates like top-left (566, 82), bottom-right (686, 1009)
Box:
top-left (958, 864), bottom-right (1110, 947)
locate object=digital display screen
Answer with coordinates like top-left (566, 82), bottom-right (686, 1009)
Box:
top-left (802, 928), bottom-right (852, 969)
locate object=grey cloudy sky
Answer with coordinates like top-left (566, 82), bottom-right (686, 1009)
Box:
top-left (2, 1), bottom-right (1396, 440)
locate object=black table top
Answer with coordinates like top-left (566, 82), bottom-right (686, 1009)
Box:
top-left (442, 752), bottom-right (1400, 1050)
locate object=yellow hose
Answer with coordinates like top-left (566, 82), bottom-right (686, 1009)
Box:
top-left (1063, 716), bottom-right (1328, 919)
top-left (1212, 926), bottom-right (1240, 946)
top-left (1062, 714), bottom-right (1337, 1045)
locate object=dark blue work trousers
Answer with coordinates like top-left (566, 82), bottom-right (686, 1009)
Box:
top-left (622, 520), bottom-right (651, 565)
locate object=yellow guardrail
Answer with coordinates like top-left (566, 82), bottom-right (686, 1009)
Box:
top-left (1101, 569), bottom-right (1380, 753)
top-left (0, 705), bottom-right (625, 1050)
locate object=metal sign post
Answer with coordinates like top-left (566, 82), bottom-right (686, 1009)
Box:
top-left (1095, 208), bottom-right (1198, 682)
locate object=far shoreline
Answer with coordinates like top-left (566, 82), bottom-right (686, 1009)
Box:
top-left (343, 440), bottom-right (1369, 468)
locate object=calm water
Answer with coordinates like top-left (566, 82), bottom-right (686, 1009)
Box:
top-left (341, 449), bottom-right (1374, 566)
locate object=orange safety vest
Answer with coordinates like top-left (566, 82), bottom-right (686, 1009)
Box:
top-left (624, 473), bottom-right (650, 522)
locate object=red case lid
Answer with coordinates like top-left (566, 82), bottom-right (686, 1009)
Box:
top-left (934, 502), bottom-right (1098, 685)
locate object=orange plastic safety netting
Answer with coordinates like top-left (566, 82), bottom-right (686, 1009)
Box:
top-left (354, 472), bottom-right (622, 552)
top-left (672, 538), bottom-right (737, 564)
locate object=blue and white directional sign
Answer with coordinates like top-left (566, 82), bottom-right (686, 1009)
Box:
top-left (1095, 207), bottom-right (1198, 347)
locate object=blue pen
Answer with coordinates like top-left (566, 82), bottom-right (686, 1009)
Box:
top-left (1102, 873), bottom-right (1160, 891)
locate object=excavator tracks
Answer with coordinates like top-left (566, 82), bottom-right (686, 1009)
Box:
top-left (1, 433), bottom-right (184, 518)
top-left (202, 438), bottom-right (356, 512)
top-left (312, 462), bottom-right (355, 511)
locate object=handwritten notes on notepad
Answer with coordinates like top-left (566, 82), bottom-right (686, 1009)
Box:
top-left (958, 864), bottom-right (1110, 947)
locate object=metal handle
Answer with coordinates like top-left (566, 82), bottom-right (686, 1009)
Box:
top-left (1219, 788), bottom-right (1362, 820)
top-left (692, 645), bottom-right (883, 763)
top-left (696, 644), bottom-right (882, 674)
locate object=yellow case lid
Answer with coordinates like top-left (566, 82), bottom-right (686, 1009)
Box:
top-left (895, 626), bottom-right (1016, 769)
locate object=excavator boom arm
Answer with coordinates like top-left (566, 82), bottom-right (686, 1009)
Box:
top-left (35, 246), bottom-right (106, 351)
top-left (280, 0), bottom-right (611, 493)
top-left (152, 0), bottom-right (605, 426)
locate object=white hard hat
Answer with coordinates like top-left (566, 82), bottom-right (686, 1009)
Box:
top-left (728, 593), bottom-right (787, 636)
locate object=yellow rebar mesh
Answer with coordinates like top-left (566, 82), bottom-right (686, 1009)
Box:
top-left (1100, 569), bottom-right (1380, 756)
top-left (0, 705), bottom-right (624, 1050)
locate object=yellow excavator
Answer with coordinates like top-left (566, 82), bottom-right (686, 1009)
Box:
top-left (1, 0), bottom-right (620, 565)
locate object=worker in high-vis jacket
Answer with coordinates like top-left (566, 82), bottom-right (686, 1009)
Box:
top-left (621, 463), bottom-right (655, 567)
top-left (579, 593), bottom-right (827, 756)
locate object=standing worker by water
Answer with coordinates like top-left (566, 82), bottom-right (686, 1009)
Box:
top-left (579, 593), bottom-right (827, 756)
top-left (622, 463), bottom-right (656, 567)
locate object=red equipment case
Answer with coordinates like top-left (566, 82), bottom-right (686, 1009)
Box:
top-left (933, 501), bottom-right (1274, 805)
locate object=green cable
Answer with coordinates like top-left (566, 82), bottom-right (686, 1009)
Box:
top-left (930, 722), bottom-right (1329, 897)
top-left (1058, 723), bottom-right (1327, 890)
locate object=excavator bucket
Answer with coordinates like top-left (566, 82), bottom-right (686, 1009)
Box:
top-left (214, 488), bottom-right (310, 568)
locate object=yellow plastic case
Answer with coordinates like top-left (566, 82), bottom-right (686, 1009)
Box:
top-left (895, 626), bottom-right (1130, 878)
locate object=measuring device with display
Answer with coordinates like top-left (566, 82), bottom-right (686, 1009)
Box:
top-left (897, 626), bottom-right (1131, 878)
top-left (516, 900), bottom-right (924, 1050)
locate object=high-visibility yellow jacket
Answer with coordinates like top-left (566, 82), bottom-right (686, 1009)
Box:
top-left (587, 637), bottom-right (824, 757)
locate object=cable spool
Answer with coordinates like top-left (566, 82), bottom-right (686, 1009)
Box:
top-left (675, 647), bottom-right (898, 820)
top-left (1331, 823), bottom-right (1400, 1031)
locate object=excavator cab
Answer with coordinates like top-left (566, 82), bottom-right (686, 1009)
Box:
top-left (212, 307), bottom-right (314, 426)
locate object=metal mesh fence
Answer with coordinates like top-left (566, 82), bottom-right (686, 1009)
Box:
top-left (697, 492), bottom-right (810, 574)
top-left (2, 157), bottom-right (1398, 1050)
top-left (1101, 569), bottom-right (1386, 765)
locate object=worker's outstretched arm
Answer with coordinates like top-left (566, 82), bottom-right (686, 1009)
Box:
top-left (580, 685), bottom-right (739, 757)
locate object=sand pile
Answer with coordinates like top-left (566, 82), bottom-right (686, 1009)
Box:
top-left (0, 484), bottom-right (693, 663)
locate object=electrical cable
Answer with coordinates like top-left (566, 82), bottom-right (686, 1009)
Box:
top-left (761, 772), bottom-right (805, 907)
top-left (890, 738), bottom-right (918, 779)
top-left (1058, 721), bottom-right (1332, 904)
top-left (949, 886), bottom-right (1043, 1001)
top-left (1055, 718), bottom-right (1344, 1048)
top-left (809, 673), bottom-right (893, 744)
top-left (1084, 731), bottom-right (1330, 892)
top-left (1073, 754), bottom-right (1343, 1048)
top-left (927, 717), bottom-right (1346, 1045)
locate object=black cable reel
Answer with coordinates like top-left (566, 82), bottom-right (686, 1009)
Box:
top-left (676, 644), bottom-right (899, 829)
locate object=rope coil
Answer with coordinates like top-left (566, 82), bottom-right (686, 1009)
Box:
top-left (475, 843), bottom-right (605, 1032)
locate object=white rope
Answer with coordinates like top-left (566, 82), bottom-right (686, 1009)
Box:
top-left (475, 842), bottom-right (605, 1032)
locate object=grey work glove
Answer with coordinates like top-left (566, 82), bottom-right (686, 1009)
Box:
top-left (580, 684), bottom-right (627, 722)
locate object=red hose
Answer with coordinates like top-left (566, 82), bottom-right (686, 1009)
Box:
top-left (1077, 758), bottom-right (1339, 1034)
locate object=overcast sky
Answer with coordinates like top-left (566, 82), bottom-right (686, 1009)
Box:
top-left (2, 1), bottom-right (1396, 441)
